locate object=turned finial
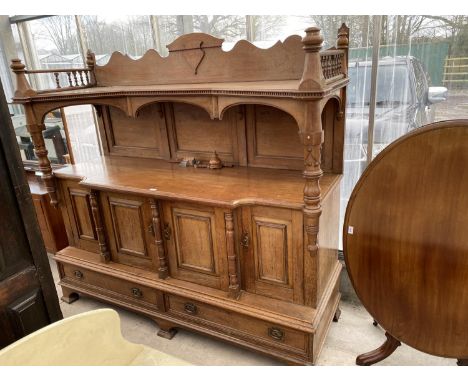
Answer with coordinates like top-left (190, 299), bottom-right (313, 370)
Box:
top-left (337, 23), bottom-right (349, 50)
top-left (86, 50), bottom-right (97, 85)
top-left (10, 58), bottom-right (36, 97)
top-left (208, 151), bottom-right (223, 170)
top-left (302, 27), bottom-right (323, 53)
top-left (11, 58), bottom-right (26, 73)
top-left (298, 27), bottom-right (325, 90)
top-left (86, 49), bottom-right (95, 69)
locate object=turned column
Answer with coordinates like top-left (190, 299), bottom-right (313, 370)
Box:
top-left (89, 190), bottom-right (110, 263)
top-left (225, 212), bottom-right (240, 299)
top-left (337, 23), bottom-right (350, 76)
top-left (150, 199), bottom-right (169, 279)
top-left (10, 58), bottom-right (36, 98)
top-left (27, 119), bottom-right (59, 207)
top-left (336, 23), bottom-right (350, 130)
top-left (299, 27), bottom-right (325, 91)
top-left (300, 27), bottom-right (325, 308)
top-left (86, 50), bottom-right (97, 86)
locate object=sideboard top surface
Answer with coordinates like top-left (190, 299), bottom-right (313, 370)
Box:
top-left (54, 156), bottom-right (341, 209)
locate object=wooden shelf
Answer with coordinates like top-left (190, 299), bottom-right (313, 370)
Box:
top-left (54, 156), bottom-right (341, 209)
top-left (29, 79), bottom-right (348, 103)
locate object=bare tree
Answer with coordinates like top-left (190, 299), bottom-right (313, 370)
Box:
top-left (38, 16), bottom-right (78, 55)
top-left (249, 16), bottom-right (287, 41)
top-left (193, 15), bottom-right (246, 41)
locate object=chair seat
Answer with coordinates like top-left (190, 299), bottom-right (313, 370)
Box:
top-left (0, 308), bottom-right (190, 366)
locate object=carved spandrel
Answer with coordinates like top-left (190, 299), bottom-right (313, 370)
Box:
top-left (150, 199), bottom-right (169, 279)
top-left (89, 190), bottom-right (110, 263)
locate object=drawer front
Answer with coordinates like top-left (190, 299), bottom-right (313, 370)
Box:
top-left (60, 262), bottom-right (161, 309)
top-left (165, 294), bottom-right (308, 355)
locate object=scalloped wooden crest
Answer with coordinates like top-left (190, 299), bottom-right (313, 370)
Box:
top-left (167, 33), bottom-right (224, 52)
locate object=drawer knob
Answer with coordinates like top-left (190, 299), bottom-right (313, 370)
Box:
top-left (74, 270), bottom-right (83, 279)
top-left (268, 327), bottom-right (284, 341)
top-left (131, 287), bottom-right (143, 298)
top-left (184, 302), bottom-right (198, 315)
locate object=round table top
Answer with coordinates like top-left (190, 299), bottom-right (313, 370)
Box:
top-left (344, 120), bottom-right (468, 358)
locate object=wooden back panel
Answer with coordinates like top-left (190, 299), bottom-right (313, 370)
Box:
top-left (344, 120), bottom-right (468, 358)
top-left (94, 34), bottom-right (305, 86)
top-left (98, 101), bottom-right (339, 172)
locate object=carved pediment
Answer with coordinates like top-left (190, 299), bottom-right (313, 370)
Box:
top-left (94, 33), bottom-right (305, 86)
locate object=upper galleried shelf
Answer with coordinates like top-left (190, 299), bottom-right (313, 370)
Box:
top-left (11, 24), bottom-right (349, 101)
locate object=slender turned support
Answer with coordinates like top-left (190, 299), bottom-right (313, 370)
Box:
top-left (337, 23), bottom-right (349, 124)
top-left (225, 212), bottom-right (240, 299)
top-left (299, 27), bottom-right (325, 90)
top-left (356, 332), bottom-right (401, 366)
top-left (27, 121), bottom-right (59, 207)
top-left (89, 190), bottom-right (110, 263)
top-left (150, 199), bottom-right (169, 279)
top-left (86, 50), bottom-right (97, 86)
top-left (337, 23), bottom-right (350, 76)
top-left (302, 102), bottom-right (324, 308)
top-left (299, 27), bottom-right (326, 308)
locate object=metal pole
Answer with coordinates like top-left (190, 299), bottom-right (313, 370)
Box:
top-left (366, 15), bottom-right (382, 166)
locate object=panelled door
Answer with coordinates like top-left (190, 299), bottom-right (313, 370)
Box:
top-left (100, 192), bottom-right (159, 271)
top-left (59, 180), bottom-right (99, 254)
top-left (162, 201), bottom-right (229, 290)
top-left (240, 206), bottom-right (304, 304)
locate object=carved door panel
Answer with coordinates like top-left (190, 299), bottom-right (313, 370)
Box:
top-left (240, 206), bottom-right (304, 304)
top-left (100, 192), bottom-right (159, 271)
top-left (162, 201), bottom-right (229, 290)
top-left (59, 180), bottom-right (99, 254)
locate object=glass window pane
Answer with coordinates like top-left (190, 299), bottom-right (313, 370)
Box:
top-left (372, 15), bottom-right (468, 159)
top-left (81, 15), bottom-right (153, 63)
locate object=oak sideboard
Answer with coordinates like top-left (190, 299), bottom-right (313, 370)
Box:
top-left (11, 24), bottom-right (349, 365)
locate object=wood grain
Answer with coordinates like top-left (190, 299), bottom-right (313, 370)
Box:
top-left (54, 156), bottom-right (341, 210)
top-left (344, 120), bottom-right (468, 359)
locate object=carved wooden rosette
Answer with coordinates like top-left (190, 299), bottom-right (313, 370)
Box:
top-left (225, 212), bottom-right (240, 299)
top-left (89, 190), bottom-right (110, 263)
top-left (150, 199), bottom-right (169, 279)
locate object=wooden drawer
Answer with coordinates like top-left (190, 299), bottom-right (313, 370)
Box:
top-left (60, 262), bottom-right (161, 309)
top-left (164, 294), bottom-right (308, 356)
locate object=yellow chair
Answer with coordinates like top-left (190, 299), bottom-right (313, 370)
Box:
top-left (0, 308), bottom-right (191, 366)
